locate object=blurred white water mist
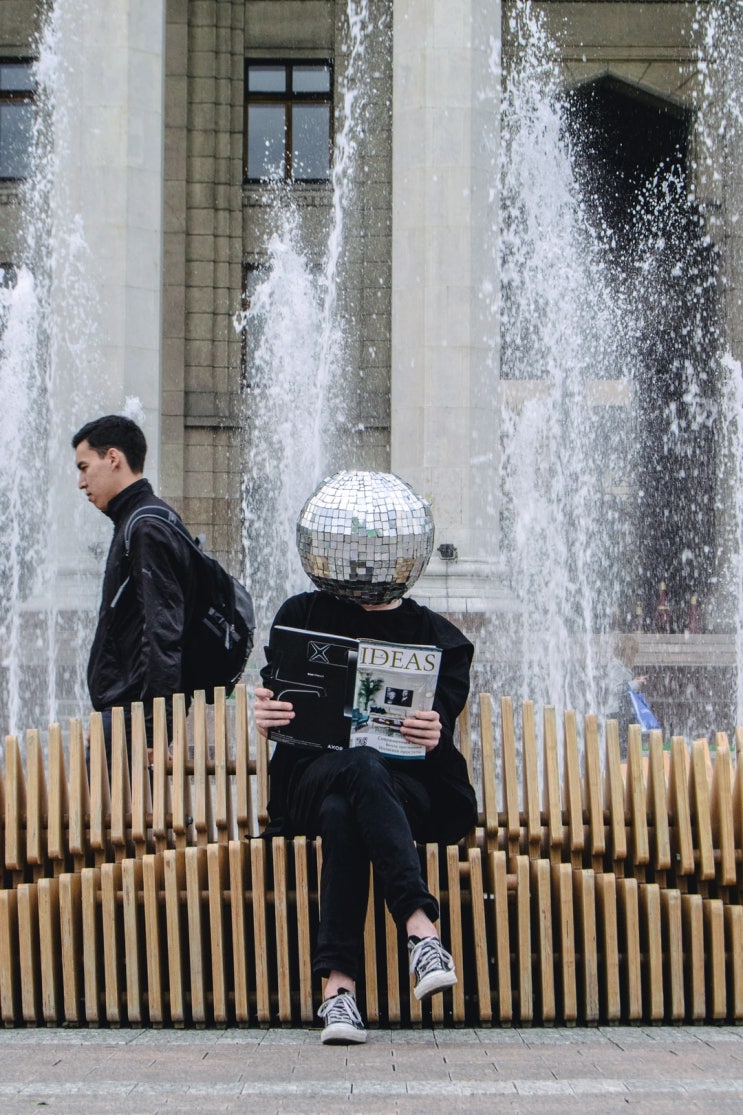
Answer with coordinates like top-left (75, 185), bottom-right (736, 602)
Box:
top-left (694, 1), bottom-right (743, 726)
top-left (0, 0), bottom-right (106, 735)
top-left (498, 1), bottom-right (633, 719)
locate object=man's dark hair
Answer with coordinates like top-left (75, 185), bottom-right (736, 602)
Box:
top-left (72, 415), bottom-right (147, 474)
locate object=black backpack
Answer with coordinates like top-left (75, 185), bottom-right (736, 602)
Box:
top-left (123, 505), bottom-right (255, 702)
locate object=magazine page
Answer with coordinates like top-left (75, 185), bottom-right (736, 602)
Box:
top-left (265, 626), bottom-right (359, 750)
top-left (350, 640), bottom-right (442, 760)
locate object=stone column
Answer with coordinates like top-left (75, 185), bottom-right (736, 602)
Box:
top-left (44, 0), bottom-right (166, 607)
top-left (75, 0), bottom-right (166, 476)
top-left (390, 0), bottom-right (503, 616)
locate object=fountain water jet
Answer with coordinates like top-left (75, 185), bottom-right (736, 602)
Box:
top-left (496, 0), bottom-right (741, 739)
top-left (0, 0), bottom-right (109, 737)
top-left (239, 0), bottom-right (376, 647)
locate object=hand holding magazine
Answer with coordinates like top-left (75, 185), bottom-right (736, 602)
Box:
top-left (264, 626), bottom-right (441, 759)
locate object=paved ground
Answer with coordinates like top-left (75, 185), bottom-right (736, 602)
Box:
top-left (0, 1026), bottom-right (741, 1113)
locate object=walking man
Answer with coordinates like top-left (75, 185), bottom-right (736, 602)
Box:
top-left (73, 414), bottom-right (195, 755)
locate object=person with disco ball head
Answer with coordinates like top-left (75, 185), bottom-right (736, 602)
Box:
top-left (254, 470), bottom-right (477, 1045)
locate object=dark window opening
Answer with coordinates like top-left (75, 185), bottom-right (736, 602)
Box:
top-left (0, 60), bottom-right (35, 180)
top-left (244, 60), bottom-right (332, 183)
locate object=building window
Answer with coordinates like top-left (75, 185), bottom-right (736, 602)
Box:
top-left (0, 61), bottom-right (35, 180)
top-left (245, 60), bottom-right (332, 183)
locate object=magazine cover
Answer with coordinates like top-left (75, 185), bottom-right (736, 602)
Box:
top-left (264, 626), bottom-right (359, 749)
top-left (350, 640), bottom-right (442, 760)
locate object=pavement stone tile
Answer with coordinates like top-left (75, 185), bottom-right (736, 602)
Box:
top-left (406, 1080), bottom-right (517, 1095)
top-left (513, 1079), bottom-right (574, 1094)
top-left (568, 1078), bottom-right (629, 1094)
top-left (350, 1080), bottom-right (409, 1094)
top-left (624, 1078), bottom-right (690, 1093)
top-left (0, 1027), bottom-right (739, 1113)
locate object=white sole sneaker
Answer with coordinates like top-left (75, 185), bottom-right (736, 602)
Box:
top-left (321, 1021), bottom-right (368, 1044)
top-left (318, 989), bottom-right (367, 1044)
top-left (413, 967), bottom-right (458, 1001)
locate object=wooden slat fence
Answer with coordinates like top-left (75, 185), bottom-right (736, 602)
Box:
top-left (0, 686), bottom-right (741, 1027)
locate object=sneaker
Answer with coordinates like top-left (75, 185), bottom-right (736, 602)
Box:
top-left (408, 935), bottom-right (458, 1000)
top-left (317, 988), bottom-right (367, 1044)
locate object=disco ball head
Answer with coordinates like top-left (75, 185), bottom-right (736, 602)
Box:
top-left (296, 470), bottom-right (435, 604)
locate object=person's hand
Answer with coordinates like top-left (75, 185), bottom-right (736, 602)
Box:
top-left (253, 686), bottom-right (294, 738)
top-left (400, 708), bottom-right (441, 752)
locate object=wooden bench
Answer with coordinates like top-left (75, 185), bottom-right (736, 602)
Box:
top-left (0, 686), bottom-right (741, 1026)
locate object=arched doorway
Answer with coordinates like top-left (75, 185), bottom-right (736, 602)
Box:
top-left (566, 75), bottom-right (719, 634)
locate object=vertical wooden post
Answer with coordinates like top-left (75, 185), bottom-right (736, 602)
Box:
top-left (234, 684), bottom-right (254, 840)
top-left (122, 858), bottom-right (145, 1024)
top-left (68, 718), bottom-right (90, 873)
top-left (152, 697), bottom-right (171, 854)
top-left (207, 843), bottom-right (230, 1024)
top-left (500, 696), bottom-right (521, 866)
top-left (171, 692), bottom-right (192, 850)
top-left (4, 735), bottom-right (27, 878)
top-left (110, 707), bottom-right (132, 862)
top-left (542, 708), bottom-right (562, 867)
top-left (521, 701), bottom-right (541, 858)
top-left (25, 728), bottom-right (48, 879)
top-left (185, 846), bottom-right (208, 1024)
top-left (214, 688), bottom-right (233, 844)
top-left (467, 847), bottom-right (492, 1023)
top-left (130, 702), bottom-right (152, 859)
top-left (193, 692), bottom-right (214, 847)
top-left (478, 693), bottom-right (499, 853)
top-left (583, 715), bottom-right (605, 871)
top-left (293, 835), bottom-right (314, 1023)
top-left (59, 872), bottom-right (83, 1024)
top-left (89, 712), bottom-right (111, 868)
top-left (47, 723), bottom-right (69, 873)
top-left (142, 853), bottom-right (166, 1024)
top-left (562, 711), bottom-right (584, 870)
top-left (604, 720), bottom-right (627, 875)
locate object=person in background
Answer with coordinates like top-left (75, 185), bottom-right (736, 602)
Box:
top-left (254, 471), bottom-right (477, 1045)
top-left (606, 634), bottom-right (648, 759)
top-left (72, 414), bottom-right (195, 758)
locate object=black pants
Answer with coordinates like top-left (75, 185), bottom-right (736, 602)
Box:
top-left (287, 746), bottom-right (439, 981)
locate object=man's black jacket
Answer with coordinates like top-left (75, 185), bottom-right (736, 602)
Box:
top-left (88, 478), bottom-right (196, 716)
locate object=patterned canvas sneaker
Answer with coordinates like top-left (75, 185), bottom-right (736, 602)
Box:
top-left (408, 935), bottom-right (458, 1000)
top-left (317, 988), bottom-right (367, 1044)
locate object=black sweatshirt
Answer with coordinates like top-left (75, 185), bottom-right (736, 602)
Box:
top-left (261, 591), bottom-right (478, 844)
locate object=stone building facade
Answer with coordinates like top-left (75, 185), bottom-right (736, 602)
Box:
top-left (0, 1), bottom-right (739, 731)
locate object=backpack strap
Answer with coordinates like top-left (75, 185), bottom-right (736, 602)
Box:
top-left (123, 504), bottom-right (197, 556)
top-left (111, 505), bottom-right (198, 610)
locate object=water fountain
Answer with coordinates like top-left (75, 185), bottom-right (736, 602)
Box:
top-left (2, 0), bottom-right (742, 749)
top-left (0, 0), bottom-right (166, 738)
top-left (481, 0), bottom-right (743, 741)
top-left (0, 1), bottom-right (106, 737)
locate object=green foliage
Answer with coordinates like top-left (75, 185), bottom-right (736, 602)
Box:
top-left (358, 672), bottom-right (384, 710)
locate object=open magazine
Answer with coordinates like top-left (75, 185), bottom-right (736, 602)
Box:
top-left (350, 640), bottom-right (441, 760)
top-left (264, 626), bottom-right (441, 759)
